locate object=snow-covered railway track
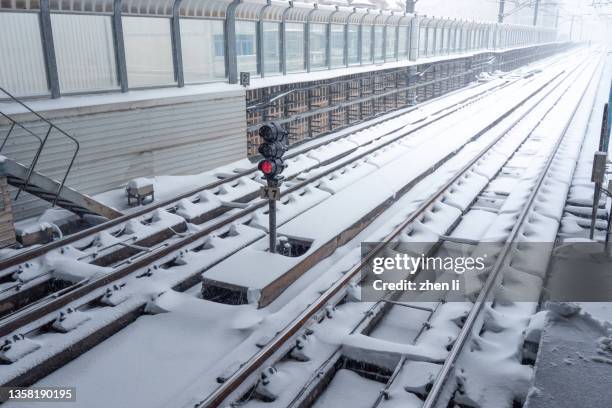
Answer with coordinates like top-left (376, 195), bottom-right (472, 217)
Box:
top-left (0, 52), bottom-right (573, 329)
top-left (0, 70), bottom-right (515, 267)
top-left (0, 69), bottom-right (527, 320)
top-left (0, 49), bottom-right (591, 402)
top-left (178, 51), bottom-right (601, 408)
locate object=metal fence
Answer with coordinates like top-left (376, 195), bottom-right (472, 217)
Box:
top-left (0, 0), bottom-right (557, 99)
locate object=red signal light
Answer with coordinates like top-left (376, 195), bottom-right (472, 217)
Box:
top-left (259, 160), bottom-right (274, 175)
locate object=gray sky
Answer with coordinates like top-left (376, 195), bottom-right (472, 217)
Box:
top-left (313, 0), bottom-right (610, 41)
top-left (414, 0), bottom-right (558, 25)
top-left (405, 0), bottom-right (609, 41)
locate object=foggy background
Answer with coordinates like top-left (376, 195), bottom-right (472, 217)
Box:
top-left (313, 0), bottom-right (611, 43)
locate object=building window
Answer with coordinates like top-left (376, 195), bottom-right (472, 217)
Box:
top-left (123, 16), bottom-right (175, 87)
top-left (181, 19), bottom-right (225, 83)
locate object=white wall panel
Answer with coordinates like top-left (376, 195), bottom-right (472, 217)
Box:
top-left (1, 88), bottom-right (246, 220)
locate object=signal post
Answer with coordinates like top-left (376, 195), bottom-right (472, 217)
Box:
top-left (257, 122), bottom-right (289, 253)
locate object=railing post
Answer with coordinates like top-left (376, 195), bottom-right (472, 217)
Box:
top-left (0, 123), bottom-right (15, 152)
top-left (15, 125), bottom-right (52, 200)
top-left (39, 0), bottom-right (60, 99)
top-left (113, 0), bottom-right (129, 92)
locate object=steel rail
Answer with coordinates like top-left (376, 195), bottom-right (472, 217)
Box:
top-left (420, 52), bottom-right (604, 408)
top-left (193, 55), bottom-right (588, 408)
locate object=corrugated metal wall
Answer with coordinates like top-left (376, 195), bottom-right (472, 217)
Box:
top-left (0, 88), bottom-right (246, 220)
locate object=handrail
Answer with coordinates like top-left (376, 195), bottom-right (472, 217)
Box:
top-left (0, 86), bottom-right (80, 208)
top-left (0, 112), bottom-right (43, 152)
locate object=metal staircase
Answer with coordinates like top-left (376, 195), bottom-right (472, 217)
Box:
top-left (0, 87), bottom-right (122, 220)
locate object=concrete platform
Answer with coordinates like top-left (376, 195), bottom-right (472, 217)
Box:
top-left (525, 309), bottom-right (612, 408)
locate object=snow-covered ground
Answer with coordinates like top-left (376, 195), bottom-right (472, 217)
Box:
top-left (0, 47), bottom-right (607, 408)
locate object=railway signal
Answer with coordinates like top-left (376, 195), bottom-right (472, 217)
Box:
top-left (258, 122), bottom-right (288, 180)
top-left (258, 122), bottom-right (289, 253)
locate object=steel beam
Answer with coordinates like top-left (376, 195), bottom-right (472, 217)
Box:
top-left (226, 0), bottom-right (241, 84)
top-left (39, 0), bottom-right (60, 99)
top-left (409, 15), bottom-right (420, 61)
top-left (406, 0), bottom-right (416, 14)
top-left (112, 0), bottom-right (129, 92)
top-left (280, 5), bottom-right (292, 75)
top-left (171, 0), bottom-right (184, 87)
top-left (533, 0), bottom-right (540, 26)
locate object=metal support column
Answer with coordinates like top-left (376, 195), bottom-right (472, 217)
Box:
top-left (171, 0), bottom-right (185, 87)
top-left (259, 1), bottom-right (273, 76)
top-left (395, 21), bottom-right (400, 60)
top-left (498, 0), bottom-right (504, 23)
top-left (280, 6), bottom-right (291, 76)
top-left (358, 13), bottom-right (367, 65)
top-left (40, 0), bottom-right (60, 99)
top-left (406, 0), bottom-right (415, 14)
top-left (268, 179), bottom-right (278, 253)
top-left (345, 9), bottom-right (357, 67)
top-left (408, 15), bottom-right (420, 61)
top-left (113, 0), bottom-right (129, 92)
top-left (382, 25), bottom-right (387, 62)
top-left (344, 19), bottom-right (349, 66)
top-left (533, 0), bottom-right (540, 26)
top-left (226, 0), bottom-right (241, 84)
top-left (326, 10), bottom-right (334, 70)
top-left (305, 8), bottom-right (317, 73)
top-left (256, 20), bottom-right (264, 77)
